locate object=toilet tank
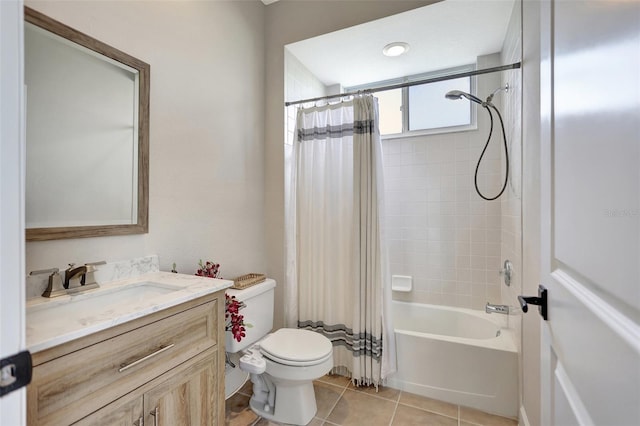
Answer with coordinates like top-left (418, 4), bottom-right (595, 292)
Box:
top-left (225, 278), bottom-right (276, 353)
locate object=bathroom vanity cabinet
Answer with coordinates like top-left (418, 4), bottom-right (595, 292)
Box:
top-left (26, 291), bottom-right (226, 425)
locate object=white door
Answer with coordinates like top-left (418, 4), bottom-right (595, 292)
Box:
top-left (0, 0), bottom-right (26, 424)
top-left (540, 1), bottom-right (640, 425)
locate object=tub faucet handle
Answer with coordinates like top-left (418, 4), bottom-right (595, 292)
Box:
top-left (498, 260), bottom-right (513, 286)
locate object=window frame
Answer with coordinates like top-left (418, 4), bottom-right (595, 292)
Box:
top-left (346, 64), bottom-right (478, 139)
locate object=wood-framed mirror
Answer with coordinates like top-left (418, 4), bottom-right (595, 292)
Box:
top-left (24, 7), bottom-right (149, 241)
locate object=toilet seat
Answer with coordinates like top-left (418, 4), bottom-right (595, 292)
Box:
top-left (259, 328), bottom-right (333, 367)
top-left (262, 349), bottom-right (333, 367)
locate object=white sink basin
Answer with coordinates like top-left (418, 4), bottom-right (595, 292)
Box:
top-left (28, 281), bottom-right (182, 326)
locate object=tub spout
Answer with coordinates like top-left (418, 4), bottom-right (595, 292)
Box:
top-left (485, 303), bottom-right (510, 315)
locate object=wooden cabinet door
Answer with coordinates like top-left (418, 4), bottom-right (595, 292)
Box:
top-left (73, 395), bottom-right (143, 426)
top-left (144, 352), bottom-right (220, 426)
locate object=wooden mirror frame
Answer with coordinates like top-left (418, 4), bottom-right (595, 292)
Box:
top-left (25, 7), bottom-right (149, 241)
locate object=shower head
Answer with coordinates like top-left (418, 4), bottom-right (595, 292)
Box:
top-left (444, 90), bottom-right (484, 105)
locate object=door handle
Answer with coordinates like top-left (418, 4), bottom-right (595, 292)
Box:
top-left (0, 351), bottom-right (32, 397)
top-left (518, 285), bottom-right (548, 320)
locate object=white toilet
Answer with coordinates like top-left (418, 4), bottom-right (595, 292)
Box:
top-left (225, 279), bottom-right (333, 425)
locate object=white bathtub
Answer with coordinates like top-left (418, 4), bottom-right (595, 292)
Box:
top-left (386, 301), bottom-right (518, 418)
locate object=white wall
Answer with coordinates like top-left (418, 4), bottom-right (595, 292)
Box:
top-left (498, 1), bottom-right (528, 422)
top-left (500, 0), bottom-right (523, 345)
top-left (265, 0), bottom-right (438, 329)
top-left (24, 0), bottom-right (266, 284)
top-left (0, 0), bottom-right (27, 422)
top-left (521, 0), bottom-right (542, 424)
top-left (284, 50), bottom-right (328, 145)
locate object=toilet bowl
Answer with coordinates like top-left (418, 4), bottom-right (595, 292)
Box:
top-left (240, 328), bottom-right (333, 425)
top-left (224, 279), bottom-right (334, 425)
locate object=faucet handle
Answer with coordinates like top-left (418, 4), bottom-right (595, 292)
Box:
top-left (84, 260), bottom-right (106, 272)
top-left (37, 269), bottom-right (66, 298)
top-left (498, 259), bottom-right (513, 286)
top-left (83, 260), bottom-right (105, 286)
top-left (30, 267), bottom-right (60, 276)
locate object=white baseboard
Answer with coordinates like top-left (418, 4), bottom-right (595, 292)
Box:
top-left (519, 404), bottom-right (531, 426)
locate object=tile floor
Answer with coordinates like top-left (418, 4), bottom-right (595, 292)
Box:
top-left (225, 375), bottom-right (518, 426)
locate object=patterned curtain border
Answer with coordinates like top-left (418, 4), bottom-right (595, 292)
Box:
top-left (298, 320), bottom-right (383, 361)
top-left (297, 119), bottom-right (376, 142)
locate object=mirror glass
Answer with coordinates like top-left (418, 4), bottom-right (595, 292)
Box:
top-left (24, 7), bottom-right (149, 241)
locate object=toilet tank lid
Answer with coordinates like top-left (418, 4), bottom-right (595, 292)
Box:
top-left (226, 278), bottom-right (276, 301)
top-left (260, 328), bottom-right (332, 363)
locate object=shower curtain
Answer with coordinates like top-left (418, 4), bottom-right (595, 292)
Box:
top-left (285, 95), bottom-right (396, 387)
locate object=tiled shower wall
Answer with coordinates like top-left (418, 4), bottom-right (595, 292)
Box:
top-left (500, 0), bottom-right (523, 336)
top-left (383, 2), bottom-right (522, 313)
top-left (383, 54), bottom-right (513, 311)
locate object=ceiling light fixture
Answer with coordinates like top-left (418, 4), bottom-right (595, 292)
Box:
top-left (382, 42), bottom-right (410, 57)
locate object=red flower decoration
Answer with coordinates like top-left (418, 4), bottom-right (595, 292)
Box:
top-left (195, 259), bottom-right (221, 279)
top-left (225, 293), bottom-right (247, 342)
top-left (196, 260), bottom-right (248, 342)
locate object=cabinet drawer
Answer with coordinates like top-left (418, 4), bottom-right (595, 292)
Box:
top-left (28, 299), bottom-right (218, 425)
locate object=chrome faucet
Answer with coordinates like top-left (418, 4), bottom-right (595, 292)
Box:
top-left (485, 302), bottom-right (510, 315)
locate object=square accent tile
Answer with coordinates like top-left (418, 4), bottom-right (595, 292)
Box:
top-left (326, 389), bottom-right (396, 426)
top-left (314, 381), bottom-right (345, 418)
top-left (392, 404), bottom-right (458, 426)
top-left (346, 382), bottom-right (400, 402)
top-left (225, 392), bottom-right (258, 426)
top-left (317, 373), bottom-right (351, 388)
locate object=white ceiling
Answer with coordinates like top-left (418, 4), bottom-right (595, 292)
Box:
top-left (286, 0), bottom-right (516, 88)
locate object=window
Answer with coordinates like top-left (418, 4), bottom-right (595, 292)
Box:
top-left (348, 66), bottom-right (476, 137)
top-left (408, 76), bottom-right (472, 132)
top-left (376, 88), bottom-right (403, 135)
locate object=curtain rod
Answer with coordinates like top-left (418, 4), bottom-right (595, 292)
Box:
top-left (284, 62), bottom-right (521, 107)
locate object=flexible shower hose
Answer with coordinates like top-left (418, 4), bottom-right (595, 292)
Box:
top-left (474, 103), bottom-right (509, 201)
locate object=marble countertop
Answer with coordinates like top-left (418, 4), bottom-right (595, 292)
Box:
top-left (26, 271), bottom-right (232, 353)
